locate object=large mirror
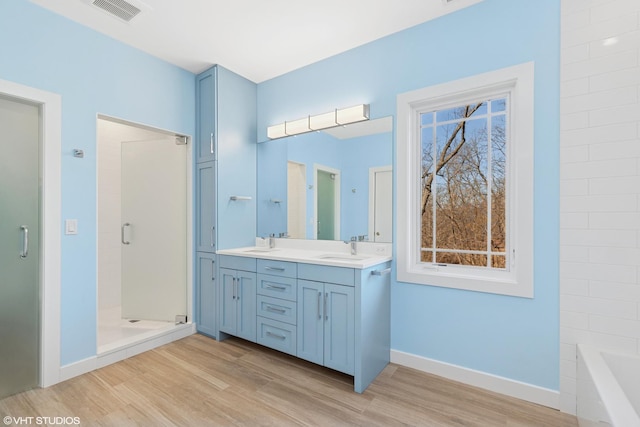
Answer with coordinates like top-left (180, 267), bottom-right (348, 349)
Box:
top-left (257, 116), bottom-right (393, 243)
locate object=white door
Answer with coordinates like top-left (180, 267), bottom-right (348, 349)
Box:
top-left (121, 139), bottom-right (187, 321)
top-left (287, 161), bottom-right (306, 239)
top-left (370, 167), bottom-right (392, 242)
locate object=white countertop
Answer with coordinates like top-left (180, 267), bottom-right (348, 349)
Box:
top-left (217, 238), bottom-right (392, 269)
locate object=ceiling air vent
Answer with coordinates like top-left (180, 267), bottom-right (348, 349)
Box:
top-left (90, 0), bottom-right (142, 22)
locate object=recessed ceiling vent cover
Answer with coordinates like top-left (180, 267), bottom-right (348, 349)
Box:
top-left (91, 0), bottom-right (142, 22)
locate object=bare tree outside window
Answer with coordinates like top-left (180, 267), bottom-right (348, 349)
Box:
top-left (420, 98), bottom-right (507, 269)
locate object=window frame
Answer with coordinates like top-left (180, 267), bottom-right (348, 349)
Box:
top-left (396, 62), bottom-right (534, 298)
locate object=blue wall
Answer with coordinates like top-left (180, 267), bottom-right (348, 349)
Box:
top-left (0, 0), bottom-right (195, 365)
top-left (258, 0), bottom-right (560, 389)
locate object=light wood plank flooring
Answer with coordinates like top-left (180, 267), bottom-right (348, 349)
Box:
top-left (0, 334), bottom-right (577, 426)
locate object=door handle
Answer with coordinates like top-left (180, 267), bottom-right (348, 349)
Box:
top-left (317, 291), bottom-right (322, 320)
top-left (211, 260), bottom-right (215, 281)
top-left (210, 132), bottom-right (214, 155)
top-left (232, 277), bottom-right (236, 299)
top-left (324, 292), bottom-right (328, 321)
top-left (20, 225), bottom-right (28, 259)
top-left (121, 223), bottom-right (131, 245)
top-left (210, 226), bottom-right (215, 248)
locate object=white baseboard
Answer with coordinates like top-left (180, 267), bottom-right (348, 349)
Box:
top-left (391, 349), bottom-right (559, 410)
top-left (59, 323), bottom-right (195, 383)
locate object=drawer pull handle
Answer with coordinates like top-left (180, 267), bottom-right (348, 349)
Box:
top-left (266, 331), bottom-right (286, 340)
top-left (264, 266), bottom-right (285, 272)
top-left (265, 284), bottom-right (286, 290)
top-left (371, 267), bottom-right (392, 276)
top-left (266, 306), bottom-right (286, 314)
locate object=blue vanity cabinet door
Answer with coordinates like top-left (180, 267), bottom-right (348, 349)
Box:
top-left (219, 267), bottom-right (237, 336)
top-left (297, 279), bottom-right (324, 365)
top-left (218, 265), bottom-right (256, 342)
top-left (196, 67), bottom-right (216, 163)
top-left (324, 283), bottom-right (355, 376)
top-left (236, 270), bottom-right (257, 342)
top-left (196, 252), bottom-right (217, 338)
top-left (196, 161), bottom-right (216, 253)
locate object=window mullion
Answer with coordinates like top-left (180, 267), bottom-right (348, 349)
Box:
top-left (431, 124), bottom-right (437, 263)
top-left (487, 105), bottom-right (493, 267)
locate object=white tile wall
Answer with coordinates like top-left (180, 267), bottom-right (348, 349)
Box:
top-left (560, 0), bottom-right (640, 415)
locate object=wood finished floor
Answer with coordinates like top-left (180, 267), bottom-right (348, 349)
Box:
top-left (0, 334), bottom-right (577, 426)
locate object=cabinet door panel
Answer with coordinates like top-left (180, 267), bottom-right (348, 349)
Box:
top-left (324, 283), bottom-right (355, 375)
top-left (196, 162), bottom-right (216, 253)
top-left (236, 271), bottom-right (256, 342)
top-left (196, 252), bottom-right (216, 337)
top-left (196, 69), bottom-right (216, 163)
top-left (219, 268), bottom-right (237, 335)
top-left (297, 280), bottom-right (324, 365)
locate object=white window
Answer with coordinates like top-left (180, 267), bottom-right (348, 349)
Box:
top-left (396, 63), bottom-right (534, 298)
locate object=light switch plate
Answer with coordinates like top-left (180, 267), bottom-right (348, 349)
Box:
top-left (65, 219), bottom-right (78, 235)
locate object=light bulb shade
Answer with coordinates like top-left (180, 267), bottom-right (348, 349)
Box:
top-left (266, 104), bottom-right (370, 140)
top-left (285, 117), bottom-right (311, 135)
top-left (267, 123), bottom-right (287, 139)
top-left (309, 111), bottom-right (338, 130)
top-left (336, 104), bottom-right (370, 125)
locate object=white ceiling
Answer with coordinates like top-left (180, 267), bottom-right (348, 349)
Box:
top-left (29, 0), bottom-right (482, 83)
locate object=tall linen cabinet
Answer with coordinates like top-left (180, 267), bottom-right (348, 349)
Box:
top-left (195, 65), bottom-right (257, 339)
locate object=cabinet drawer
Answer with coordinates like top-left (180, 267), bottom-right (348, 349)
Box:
top-left (219, 255), bottom-right (256, 272)
top-left (298, 263), bottom-right (355, 286)
top-left (257, 274), bottom-right (297, 301)
top-left (257, 317), bottom-right (297, 356)
top-left (257, 295), bottom-right (296, 325)
top-left (257, 259), bottom-right (297, 278)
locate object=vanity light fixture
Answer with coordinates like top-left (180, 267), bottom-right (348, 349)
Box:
top-left (267, 104), bottom-right (370, 140)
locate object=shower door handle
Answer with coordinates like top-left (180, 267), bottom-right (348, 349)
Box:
top-left (121, 223), bottom-right (131, 245)
top-left (20, 225), bottom-right (28, 259)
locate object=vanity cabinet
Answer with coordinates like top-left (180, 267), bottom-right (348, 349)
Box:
top-left (297, 279), bottom-right (355, 375)
top-left (214, 250), bottom-right (391, 393)
top-left (219, 255), bottom-right (257, 342)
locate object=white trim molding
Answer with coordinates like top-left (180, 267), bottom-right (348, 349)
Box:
top-left (396, 62), bottom-right (535, 298)
top-left (0, 78), bottom-right (62, 388)
top-left (391, 349), bottom-right (559, 410)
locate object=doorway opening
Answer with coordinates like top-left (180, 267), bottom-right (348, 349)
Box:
top-left (314, 164), bottom-right (341, 240)
top-left (97, 116), bottom-right (191, 354)
top-left (0, 79), bottom-right (61, 393)
top-left (287, 161), bottom-right (306, 239)
top-left (368, 165), bottom-right (393, 243)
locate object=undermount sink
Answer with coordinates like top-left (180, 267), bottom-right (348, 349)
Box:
top-left (243, 248), bottom-right (278, 253)
top-left (316, 253), bottom-right (369, 261)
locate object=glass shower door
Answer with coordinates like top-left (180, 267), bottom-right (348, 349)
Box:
top-left (0, 95), bottom-right (40, 398)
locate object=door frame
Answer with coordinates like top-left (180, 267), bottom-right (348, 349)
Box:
top-left (0, 79), bottom-right (62, 388)
top-left (96, 114), bottom-right (194, 329)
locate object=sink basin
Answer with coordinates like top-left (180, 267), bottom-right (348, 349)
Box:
top-left (243, 248), bottom-right (278, 253)
top-left (316, 253), bottom-right (369, 261)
